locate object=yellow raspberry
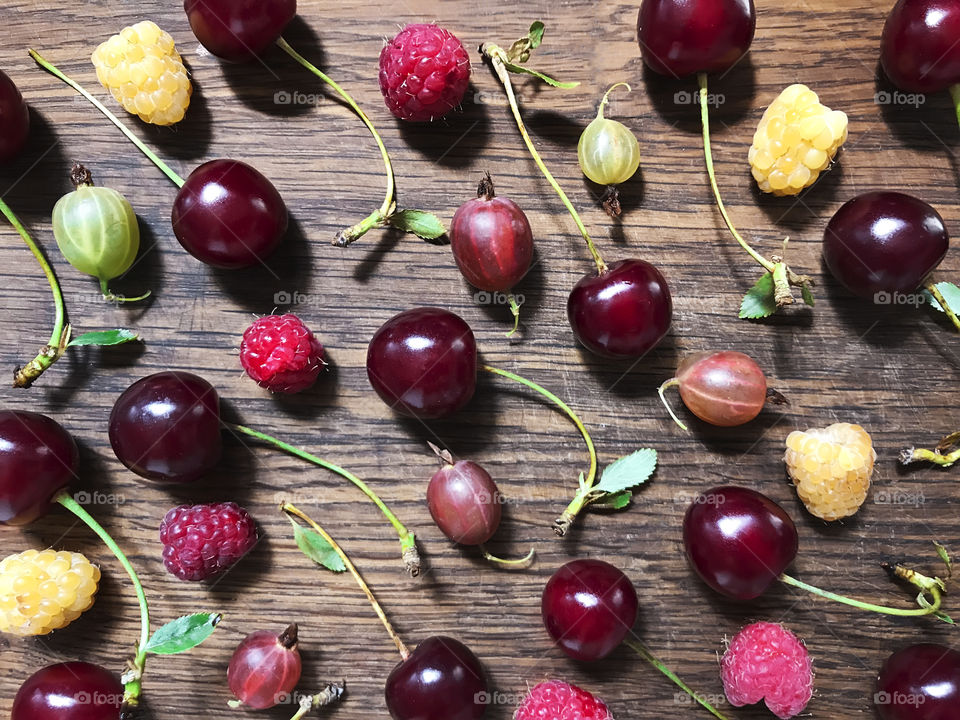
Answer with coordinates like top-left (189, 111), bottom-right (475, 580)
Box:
top-left (0, 549), bottom-right (100, 636)
top-left (784, 423), bottom-right (876, 521)
top-left (748, 84), bottom-right (848, 196)
top-left (91, 20), bottom-right (192, 126)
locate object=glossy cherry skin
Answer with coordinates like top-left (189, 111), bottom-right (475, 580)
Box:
top-left (228, 625), bottom-right (302, 710)
top-left (675, 351), bottom-right (767, 427)
top-left (0, 69), bottom-right (30, 163)
top-left (876, 643), bottom-right (960, 720)
top-left (171, 160), bottom-right (288, 269)
top-left (823, 191), bottom-right (949, 298)
top-left (637, 0), bottom-right (756, 77)
top-left (450, 192), bottom-right (534, 292)
top-left (568, 258), bottom-right (672, 359)
top-left (0, 410), bottom-right (78, 526)
top-left (385, 636), bottom-right (488, 720)
top-left (184, 0), bottom-right (297, 62)
top-left (541, 559), bottom-right (639, 662)
top-left (12, 662), bottom-right (123, 720)
top-left (427, 461), bottom-right (502, 546)
top-left (683, 486), bottom-right (798, 600)
top-left (109, 371), bottom-right (222, 484)
top-left (881, 0), bottom-right (960, 93)
top-left (366, 308), bottom-right (477, 419)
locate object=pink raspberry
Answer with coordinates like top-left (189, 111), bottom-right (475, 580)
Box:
top-left (378, 23), bottom-right (471, 122)
top-left (721, 621), bottom-right (814, 719)
top-left (159, 502), bottom-right (258, 581)
top-left (240, 313), bottom-right (325, 394)
top-left (514, 680), bottom-right (614, 720)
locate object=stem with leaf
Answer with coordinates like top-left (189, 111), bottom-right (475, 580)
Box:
top-left (901, 431), bottom-right (960, 467)
top-left (226, 422), bottom-right (420, 576)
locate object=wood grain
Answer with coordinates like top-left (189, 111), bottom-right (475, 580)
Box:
top-left (1, 0), bottom-right (959, 718)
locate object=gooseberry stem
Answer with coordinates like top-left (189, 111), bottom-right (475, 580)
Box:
top-left (480, 364), bottom-right (598, 535)
top-left (480, 545), bottom-right (536, 568)
top-left (506, 294), bottom-right (521, 337)
top-left (0, 196), bottom-right (69, 387)
top-left (900, 431), bottom-right (960, 467)
top-left (597, 82), bottom-right (631, 120)
top-left (950, 84), bottom-right (960, 131)
top-left (779, 571), bottom-right (945, 618)
top-left (286, 682), bottom-right (345, 720)
top-left (282, 502), bottom-right (410, 661)
top-left (480, 42), bottom-right (607, 274)
top-left (28, 49), bottom-right (186, 188)
top-left (925, 282), bottom-right (960, 332)
top-left (56, 492), bottom-right (151, 709)
top-left (657, 378), bottom-right (689, 431)
top-left (623, 639), bottom-right (731, 720)
top-left (275, 37), bottom-right (396, 247)
top-left (226, 422), bottom-right (420, 576)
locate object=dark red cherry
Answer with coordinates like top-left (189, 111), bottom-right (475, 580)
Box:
top-left (881, 0), bottom-right (960, 93)
top-left (823, 191), bottom-right (949, 298)
top-left (427, 460), bottom-right (502, 546)
top-left (637, 0), bottom-right (757, 77)
top-left (384, 636), bottom-right (488, 720)
top-left (12, 662), bottom-right (123, 720)
top-left (450, 177), bottom-right (534, 292)
top-left (683, 486), bottom-right (798, 600)
top-left (366, 308), bottom-right (477, 419)
top-left (0, 69), bottom-right (30, 164)
top-left (672, 351), bottom-right (767, 427)
top-left (184, 0), bottom-right (297, 63)
top-left (876, 643), bottom-right (960, 720)
top-left (0, 410), bottom-right (78, 526)
top-left (228, 624), bottom-right (302, 710)
top-left (567, 258), bottom-right (672, 359)
top-left (109, 371), bottom-right (222, 484)
top-left (541, 559), bottom-right (639, 662)
top-left (171, 160), bottom-right (288, 269)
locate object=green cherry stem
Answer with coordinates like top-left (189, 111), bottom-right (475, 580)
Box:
top-left (480, 42), bottom-right (607, 274)
top-left (226, 422), bottom-right (420, 576)
top-left (480, 364), bottom-right (598, 535)
top-left (56, 492), bottom-right (151, 708)
top-left (282, 502), bottom-right (410, 661)
top-left (950, 84), bottom-right (960, 130)
top-left (779, 571), bottom-right (945, 618)
top-left (925, 282), bottom-right (960, 332)
top-left (623, 639), bottom-right (731, 720)
top-left (901, 431), bottom-right (960, 467)
top-left (0, 196), bottom-right (70, 388)
top-left (481, 545), bottom-right (536, 569)
top-left (28, 49), bottom-right (186, 188)
top-left (697, 72), bottom-right (811, 307)
top-left (275, 37), bottom-right (396, 247)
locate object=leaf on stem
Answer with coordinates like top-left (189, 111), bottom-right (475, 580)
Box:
top-left (592, 490), bottom-right (633, 510)
top-left (144, 612), bottom-right (221, 655)
top-left (388, 210), bottom-right (447, 241)
top-left (502, 61), bottom-right (580, 89)
top-left (739, 273), bottom-right (778, 319)
top-left (925, 281), bottom-right (960, 314)
top-left (290, 519), bottom-right (346, 573)
top-left (506, 21), bottom-right (546, 63)
top-left (588, 449), bottom-right (657, 508)
top-left (934, 541), bottom-right (952, 576)
top-left (68, 328), bottom-right (139, 347)
top-left (801, 282), bottom-right (815, 307)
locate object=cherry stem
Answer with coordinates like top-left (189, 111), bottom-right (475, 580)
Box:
top-left (480, 364), bottom-right (598, 536)
top-left (56, 492), bottom-right (151, 708)
top-left (950, 84), bottom-right (960, 131)
top-left (226, 422), bottom-right (420, 576)
top-left (286, 683), bottom-right (345, 720)
top-left (623, 639), bottom-right (731, 720)
top-left (506, 294), bottom-right (521, 337)
top-left (925, 282), bottom-right (960, 332)
top-left (480, 42), bottom-right (607, 274)
top-left (28, 49), bottom-right (186, 188)
top-left (657, 378), bottom-right (689, 432)
top-left (779, 571), bottom-right (944, 618)
top-left (480, 545), bottom-right (536, 569)
top-left (275, 37), bottom-right (397, 247)
top-left (281, 502), bottom-right (411, 661)
top-left (0, 196), bottom-right (69, 387)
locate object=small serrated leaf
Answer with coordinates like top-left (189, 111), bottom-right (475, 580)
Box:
top-left (527, 21), bottom-right (545, 49)
top-left (926, 281), bottom-right (960, 314)
top-left (594, 490), bottom-right (633, 509)
top-left (388, 210), bottom-right (447, 240)
top-left (739, 272), bottom-right (777, 319)
top-left (68, 328), bottom-right (139, 347)
top-left (144, 612), bottom-right (221, 655)
top-left (801, 283), bottom-right (815, 307)
top-left (502, 61), bottom-right (580, 89)
top-left (934, 541), bottom-right (952, 575)
top-left (592, 449), bottom-right (658, 495)
top-left (290, 519), bottom-right (346, 573)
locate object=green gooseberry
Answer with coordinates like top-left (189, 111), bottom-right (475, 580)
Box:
top-left (578, 83), bottom-right (641, 187)
top-left (52, 164), bottom-right (147, 302)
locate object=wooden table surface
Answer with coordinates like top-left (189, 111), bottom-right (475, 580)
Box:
top-left (1, 0), bottom-right (958, 718)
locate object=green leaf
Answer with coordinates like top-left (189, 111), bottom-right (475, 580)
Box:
top-left (68, 328), bottom-right (139, 347)
top-left (925, 281), bottom-right (960, 314)
top-left (144, 612), bottom-right (221, 655)
top-left (502, 60), bottom-right (580, 89)
top-left (801, 282), bottom-right (815, 307)
top-left (593, 490), bottom-right (633, 509)
top-left (527, 21), bottom-right (545, 50)
top-left (739, 272), bottom-right (777, 319)
top-left (592, 449), bottom-right (658, 495)
top-left (934, 541), bottom-right (953, 574)
top-left (388, 210), bottom-right (447, 241)
top-left (290, 519), bottom-right (346, 573)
